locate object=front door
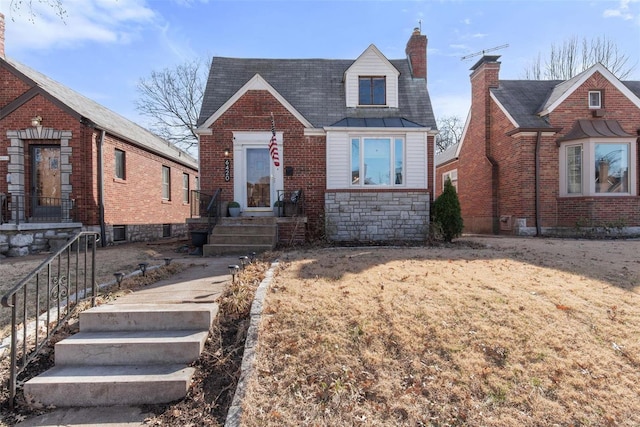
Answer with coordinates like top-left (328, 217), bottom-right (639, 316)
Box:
top-left (233, 131), bottom-right (283, 214)
top-left (31, 146), bottom-right (61, 219)
top-left (245, 148), bottom-right (271, 209)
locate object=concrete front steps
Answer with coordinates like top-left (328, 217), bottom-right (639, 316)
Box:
top-left (23, 303), bottom-right (217, 407)
top-left (203, 216), bottom-right (277, 256)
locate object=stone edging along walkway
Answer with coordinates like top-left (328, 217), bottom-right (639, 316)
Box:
top-left (225, 260), bottom-right (279, 427)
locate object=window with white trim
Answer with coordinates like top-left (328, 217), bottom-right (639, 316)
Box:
top-left (351, 137), bottom-right (404, 186)
top-left (182, 173), bottom-right (190, 203)
top-left (588, 91), bottom-right (602, 109)
top-left (560, 140), bottom-right (636, 196)
top-left (442, 169), bottom-right (458, 191)
top-left (358, 76), bottom-right (386, 105)
top-left (162, 165), bottom-right (171, 200)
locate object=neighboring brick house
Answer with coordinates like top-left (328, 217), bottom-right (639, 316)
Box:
top-left (0, 15), bottom-right (198, 256)
top-left (436, 55), bottom-right (640, 236)
top-left (197, 29), bottom-right (437, 242)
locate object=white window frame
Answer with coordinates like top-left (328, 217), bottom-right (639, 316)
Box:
top-left (358, 76), bottom-right (387, 106)
top-left (350, 136), bottom-right (404, 187)
top-left (588, 91), bottom-right (602, 109)
top-left (559, 138), bottom-right (636, 197)
top-left (442, 169), bottom-right (458, 191)
top-left (162, 165), bottom-right (171, 200)
top-left (182, 173), bottom-right (189, 204)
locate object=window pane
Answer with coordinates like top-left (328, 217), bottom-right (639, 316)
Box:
top-left (394, 138), bottom-right (403, 184)
top-left (589, 91), bottom-right (601, 108)
top-left (351, 138), bottom-right (360, 185)
top-left (567, 145), bottom-right (582, 194)
top-left (115, 149), bottom-right (125, 179)
top-left (595, 144), bottom-right (628, 193)
top-left (162, 166), bottom-right (170, 200)
top-left (183, 173), bottom-right (189, 203)
top-left (372, 78), bottom-right (385, 104)
top-left (358, 78), bottom-right (372, 104)
top-left (363, 138), bottom-right (390, 185)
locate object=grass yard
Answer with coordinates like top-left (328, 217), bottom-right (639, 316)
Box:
top-left (242, 237), bottom-right (640, 426)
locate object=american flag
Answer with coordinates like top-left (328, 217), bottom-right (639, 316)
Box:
top-left (269, 113), bottom-right (280, 167)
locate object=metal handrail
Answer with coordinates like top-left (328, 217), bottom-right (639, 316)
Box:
top-left (207, 188), bottom-right (222, 233)
top-left (1, 231), bottom-right (100, 408)
top-left (1, 194), bottom-right (76, 225)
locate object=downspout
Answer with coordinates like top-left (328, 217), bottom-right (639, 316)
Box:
top-left (97, 130), bottom-right (107, 246)
top-left (535, 130), bottom-right (542, 236)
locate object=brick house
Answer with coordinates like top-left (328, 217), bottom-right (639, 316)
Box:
top-left (196, 29), bottom-right (437, 242)
top-left (0, 14), bottom-right (198, 256)
top-left (436, 56), bottom-right (640, 236)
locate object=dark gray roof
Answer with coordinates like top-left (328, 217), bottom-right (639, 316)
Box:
top-left (5, 58), bottom-right (198, 169)
top-left (557, 119), bottom-right (633, 142)
top-left (198, 57), bottom-right (436, 129)
top-left (330, 117), bottom-right (422, 127)
top-left (492, 78), bottom-right (640, 129)
top-left (623, 81), bottom-right (640, 98)
top-left (490, 80), bottom-right (561, 128)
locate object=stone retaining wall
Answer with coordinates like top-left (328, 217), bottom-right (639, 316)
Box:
top-left (0, 223), bottom-right (83, 257)
top-left (325, 191), bottom-right (430, 241)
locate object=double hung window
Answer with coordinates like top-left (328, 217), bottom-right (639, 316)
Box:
top-left (358, 77), bottom-right (386, 105)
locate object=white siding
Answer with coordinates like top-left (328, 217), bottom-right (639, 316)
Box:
top-left (326, 130), bottom-right (429, 190)
top-left (326, 131), bottom-right (350, 189)
top-left (345, 47), bottom-right (399, 108)
top-left (405, 132), bottom-right (428, 188)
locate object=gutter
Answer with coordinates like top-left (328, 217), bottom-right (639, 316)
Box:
top-left (535, 130), bottom-right (542, 237)
top-left (97, 129), bottom-right (107, 247)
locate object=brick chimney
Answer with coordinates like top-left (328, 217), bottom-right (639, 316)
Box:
top-left (0, 13), bottom-right (5, 59)
top-left (469, 55), bottom-right (501, 145)
top-left (405, 27), bottom-right (427, 79)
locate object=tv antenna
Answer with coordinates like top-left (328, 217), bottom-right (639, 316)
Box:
top-left (460, 44), bottom-right (509, 61)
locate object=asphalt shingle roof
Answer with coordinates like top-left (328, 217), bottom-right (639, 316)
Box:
top-left (198, 57), bottom-right (436, 129)
top-left (6, 58), bottom-right (198, 169)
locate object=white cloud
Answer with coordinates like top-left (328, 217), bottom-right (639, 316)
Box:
top-left (462, 18), bottom-right (471, 25)
top-left (2, 0), bottom-right (156, 51)
top-left (603, 0), bottom-right (639, 22)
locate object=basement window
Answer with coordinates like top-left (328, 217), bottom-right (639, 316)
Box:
top-left (113, 225), bottom-right (126, 242)
top-left (162, 224), bottom-right (172, 238)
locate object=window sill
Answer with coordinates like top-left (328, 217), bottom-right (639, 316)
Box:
top-left (356, 105), bottom-right (389, 108)
top-left (113, 178), bottom-right (127, 184)
top-left (162, 199), bottom-right (172, 204)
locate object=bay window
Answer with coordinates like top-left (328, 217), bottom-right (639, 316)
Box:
top-left (351, 137), bottom-right (404, 186)
top-left (561, 140), bottom-right (635, 196)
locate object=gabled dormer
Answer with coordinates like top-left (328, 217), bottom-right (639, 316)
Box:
top-left (344, 44), bottom-right (400, 108)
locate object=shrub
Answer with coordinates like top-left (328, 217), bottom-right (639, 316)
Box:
top-left (432, 178), bottom-right (463, 242)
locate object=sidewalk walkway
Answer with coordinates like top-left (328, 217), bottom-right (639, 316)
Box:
top-left (16, 254), bottom-right (239, 427)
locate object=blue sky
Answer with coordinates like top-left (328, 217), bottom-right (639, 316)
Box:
top-left (1, 0), bottom-right (639, 132)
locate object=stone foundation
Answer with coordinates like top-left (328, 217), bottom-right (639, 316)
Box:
top-left (325, 191), bottom-right (430, 241)
top-left (0, 223), bottom-right (83, 257)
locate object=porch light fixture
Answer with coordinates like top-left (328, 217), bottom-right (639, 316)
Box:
top-left (114, 272), bottom-right (125, 288)
top-left (224, 148), bottom-right (230, 157)
top-left (31, 116), bottom-right (42, 127)
top-left (138, 262), bottom-right (149, 276)
top-left (228, 264), bottom-right (240, 282)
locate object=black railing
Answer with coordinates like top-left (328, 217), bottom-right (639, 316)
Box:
top-left (0, 194), bottom-right (76, 225)
top-left (1, 231), bottom-right (99, 408)
top-left (190, 188), bottom-right (222, 231)
top-left (275, 189), bottom-right (305, 217)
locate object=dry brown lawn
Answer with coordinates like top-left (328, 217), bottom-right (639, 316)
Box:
top-left (242, 237), bottom-right (640, 426)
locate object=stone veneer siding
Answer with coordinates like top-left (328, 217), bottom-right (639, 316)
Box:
top-left (325, 191), bottom-right (430, 241)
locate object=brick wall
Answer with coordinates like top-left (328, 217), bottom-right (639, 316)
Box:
top-left (199, 90), bottom-right (327, 240)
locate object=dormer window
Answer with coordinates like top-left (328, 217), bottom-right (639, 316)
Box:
top-left (359, 76), bottom-right (386, 105)
top-left (588, 90), bottom-right (602, 109)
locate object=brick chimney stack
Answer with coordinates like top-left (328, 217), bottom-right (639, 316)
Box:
top-left (405, 27), bottom-right (427, 79)
top-left (0, 13), bottom-right (5, 59)
top-left (469, 55), bottom-right (501, 143)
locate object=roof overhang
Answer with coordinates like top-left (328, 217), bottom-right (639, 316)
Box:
top-left (556, 119), bottom-right (634, 145)
top-left (196, 73), bottom-right (314, 133)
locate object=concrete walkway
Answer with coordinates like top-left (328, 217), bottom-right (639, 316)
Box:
top-left (16, 254), bottom-right (239, 427)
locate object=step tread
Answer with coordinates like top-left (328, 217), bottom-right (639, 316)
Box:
top-left (25, 364), bottom-right (194, 384)
top-left (57, 329), bottom-right (208, 344)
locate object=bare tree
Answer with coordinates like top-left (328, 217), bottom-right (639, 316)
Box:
top-left (136, 58), bottom-right (207, 152)
top-left (8, 0), bottom-right (66, 22)
top-left (436, 115), bottom-right (464, 153)
top-left (523, 35), bottom-right (635, 80)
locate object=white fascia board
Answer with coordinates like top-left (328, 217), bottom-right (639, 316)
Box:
top-left (304, 128), bottom-right (325, 136)
top-left (509, 131), bottom-right (558, 137)
top-left (490, 91), bottom-right (519, 128)
top-left (195, 128), bottom-right (212, 135)
top-left (197, 73), bottom-right (314, 131)
top-left (455, 109), bottom-right (471, 158)
top-left (539, 63), bottom-right (640, 116)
